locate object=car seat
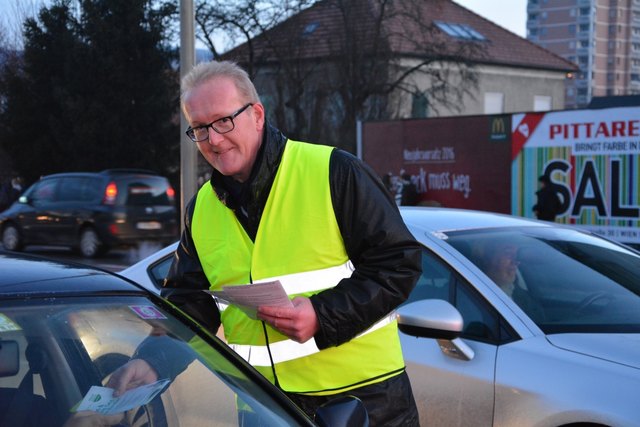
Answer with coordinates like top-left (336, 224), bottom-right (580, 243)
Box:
top-left (0, 341), bottom-right (62, 427)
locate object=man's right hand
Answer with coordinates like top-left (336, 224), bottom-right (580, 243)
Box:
top-left (105, 359), bottom-right (158, 397)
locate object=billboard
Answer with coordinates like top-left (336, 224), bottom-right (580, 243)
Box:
top-left (511, 106), bottom-right (640, 243)
top-left (362, 115), bottom-right (512, 213)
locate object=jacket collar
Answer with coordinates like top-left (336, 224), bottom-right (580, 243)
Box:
top-left (207, 122), bottom-right (287, 237)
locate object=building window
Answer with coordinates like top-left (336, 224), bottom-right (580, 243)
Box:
top-left (411, 93), bottom-right (428, 118)
top-left (579, 23), bottom-right (590, 32)
top-left (534, 96), bottom-right (552, 111)
top-left (484, 92), bottom-right (504, 114)
top-left (434, 21), bottom-right (486, 40)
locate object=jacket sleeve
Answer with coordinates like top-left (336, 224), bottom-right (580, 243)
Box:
top-left (161, 195), bottom-right (221, 336)
top-left (310, 149), bottom-right (422, 349)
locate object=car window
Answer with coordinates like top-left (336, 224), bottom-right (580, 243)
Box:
top-left (148, 254), bottom-right (173, 289)
top-left (58, 177), bottom-right (84, 202)
top-left (444, 227), bottom-right (640, 334)
top-left (114, 176), bottom-right (173, 206)
top-left (405, 249), bottom-right (509, 344)
top-left (0, 296), bottom-right (305, 426)
top-left (28, 179), bottom-right (58, 203)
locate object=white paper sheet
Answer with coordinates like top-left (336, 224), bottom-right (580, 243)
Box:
top-left (75, 379), bottom-right (170, 415)
top-left (207, 280), bottom-right (293, 319)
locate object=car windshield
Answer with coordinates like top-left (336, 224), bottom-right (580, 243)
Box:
top-left (443, 226), bottom-right (640, 334)
top-left (0, 295), bottom-right (306, 427)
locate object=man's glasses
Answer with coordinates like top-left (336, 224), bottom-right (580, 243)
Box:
top-left (185, 103), bottom-right (253, 142)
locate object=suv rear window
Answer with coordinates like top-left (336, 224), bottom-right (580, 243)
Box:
top-left (113, 176), bottom-right (174, 206)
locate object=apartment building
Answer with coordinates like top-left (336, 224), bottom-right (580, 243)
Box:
top-left (527, 0), bottom-right (640, 108)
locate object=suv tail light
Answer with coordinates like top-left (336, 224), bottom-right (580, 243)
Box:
top-left (103, 182), bottom-right (118, 205)
top-left (166, 186), bottom-right (175, 203)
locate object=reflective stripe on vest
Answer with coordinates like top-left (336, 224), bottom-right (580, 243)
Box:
top-left (253, 260), bottom-right (355, 294)
top-left (231, 312), bottom-right (397, 366)
top-left (191, 140), bottom-right (406, 395)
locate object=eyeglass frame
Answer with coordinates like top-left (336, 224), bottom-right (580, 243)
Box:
top-left (185, 103), bottom-right (254, 142)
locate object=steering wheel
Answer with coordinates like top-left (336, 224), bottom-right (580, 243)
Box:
top-left (575, 292), bottom-right (613, 316)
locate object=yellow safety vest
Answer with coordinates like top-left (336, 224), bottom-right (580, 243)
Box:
top-left (191, 140), bottom-right (405, 395)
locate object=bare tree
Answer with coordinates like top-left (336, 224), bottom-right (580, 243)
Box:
top-left (196, 0), bottom-right (485, 152)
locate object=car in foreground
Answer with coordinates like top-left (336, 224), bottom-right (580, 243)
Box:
top-left (121, 206), bottom-right (640, 426)
top-left (0, 250), bottom-right (366, 427)
top-left (0, 169), bottom-right (179, 258)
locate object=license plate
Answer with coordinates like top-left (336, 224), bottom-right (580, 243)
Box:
top-left (136, 221), bottom-right (162, 230)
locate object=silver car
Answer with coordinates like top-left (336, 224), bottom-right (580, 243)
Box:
top-left (121, 207), bottom-right (640, 426)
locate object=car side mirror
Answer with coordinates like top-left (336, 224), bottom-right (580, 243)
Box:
top-left (314, 395), bottom-right (369, 427)
top-left (396, 299), bottom-right (463, 340)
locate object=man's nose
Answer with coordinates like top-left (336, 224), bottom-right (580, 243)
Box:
top-left (206, 127), bottom-right (224, 145)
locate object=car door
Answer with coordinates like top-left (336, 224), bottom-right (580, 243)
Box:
top-left (400, 248), bottom-right (516, 427)
top-left (49, 177), bottom-right (96, 245)
top-left (17, 178), bottom-right (60, 243)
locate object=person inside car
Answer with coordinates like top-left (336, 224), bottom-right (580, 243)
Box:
top-left (478, 240), bottom-right (546, 323)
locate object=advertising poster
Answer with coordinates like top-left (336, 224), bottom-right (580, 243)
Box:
top-left (511, 106), bottom-right (640, 244)
top-left (362, 115), bottom-right (512, 212)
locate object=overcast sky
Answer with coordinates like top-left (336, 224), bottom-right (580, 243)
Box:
top-left (1, 0), bottom-right (529, 45)
top-left (453, 0), bottom-right (527, 37)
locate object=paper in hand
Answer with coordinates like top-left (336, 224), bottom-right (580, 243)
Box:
top-left (207, 280), bottom-right (293, 319)
top-left (75, 379), bottom-right (170, 415)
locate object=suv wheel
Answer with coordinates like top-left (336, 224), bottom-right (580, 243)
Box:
top-left (79, 227), bottom-right (105, 258)
top-left (2, 224), bottom-right (23, 251)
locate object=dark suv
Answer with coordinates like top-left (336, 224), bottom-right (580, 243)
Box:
top-left (0, 169), bottom-right (178, 257)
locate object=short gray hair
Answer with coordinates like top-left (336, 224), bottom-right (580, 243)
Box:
top-left (180, 60), bottom-right (260, 105)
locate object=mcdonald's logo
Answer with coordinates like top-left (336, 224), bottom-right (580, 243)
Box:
top-left (489, 116), bottom-right (510, 142)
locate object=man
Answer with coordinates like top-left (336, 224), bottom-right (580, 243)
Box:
top-left (533, 175), bottom-right (561, 221)
top-left (480, 240), bottom-right (545, 323)
top-left (111, 61), bottom-right (421, 426)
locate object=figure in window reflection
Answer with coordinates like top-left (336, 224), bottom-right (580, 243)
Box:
top-left (478, 240), bottom-right (546, 323)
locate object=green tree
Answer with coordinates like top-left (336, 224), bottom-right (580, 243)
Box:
top-left (0, 0), bottom-right (179, 185)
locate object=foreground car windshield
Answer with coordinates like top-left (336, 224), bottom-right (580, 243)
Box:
top-left (444, 227), bottom-right (640, 334)
top-left (0, 296), bottom-right (304, 426)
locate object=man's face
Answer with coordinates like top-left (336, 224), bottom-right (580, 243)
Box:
top-left (182, 77), bottom-right (265, 182)
top-left (487, 243), bottom-right (519, 286)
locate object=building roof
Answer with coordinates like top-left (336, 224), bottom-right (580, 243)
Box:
top-left (224, 0), bottom-right (577, 73)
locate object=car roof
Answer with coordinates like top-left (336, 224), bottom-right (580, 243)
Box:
top-left (399, 206), bottom-right (553, 234)
top-left (41, 169), bottom-right (163, 180)
top-left (0, 251), bottom-right (145, 296)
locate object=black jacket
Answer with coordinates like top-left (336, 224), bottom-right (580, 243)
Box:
top-left (533, 186), bottom-right (561, 221)
top-left (162, 123), bottom-right (422, 350)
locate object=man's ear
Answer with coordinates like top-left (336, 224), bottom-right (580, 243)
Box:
top-left (252, 102), bottom-right (266, 131)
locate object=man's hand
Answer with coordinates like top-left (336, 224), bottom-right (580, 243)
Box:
top-left (257, 296), bottom-right (319, 343)
top-left (105, 359), bottom-right (158, 397)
